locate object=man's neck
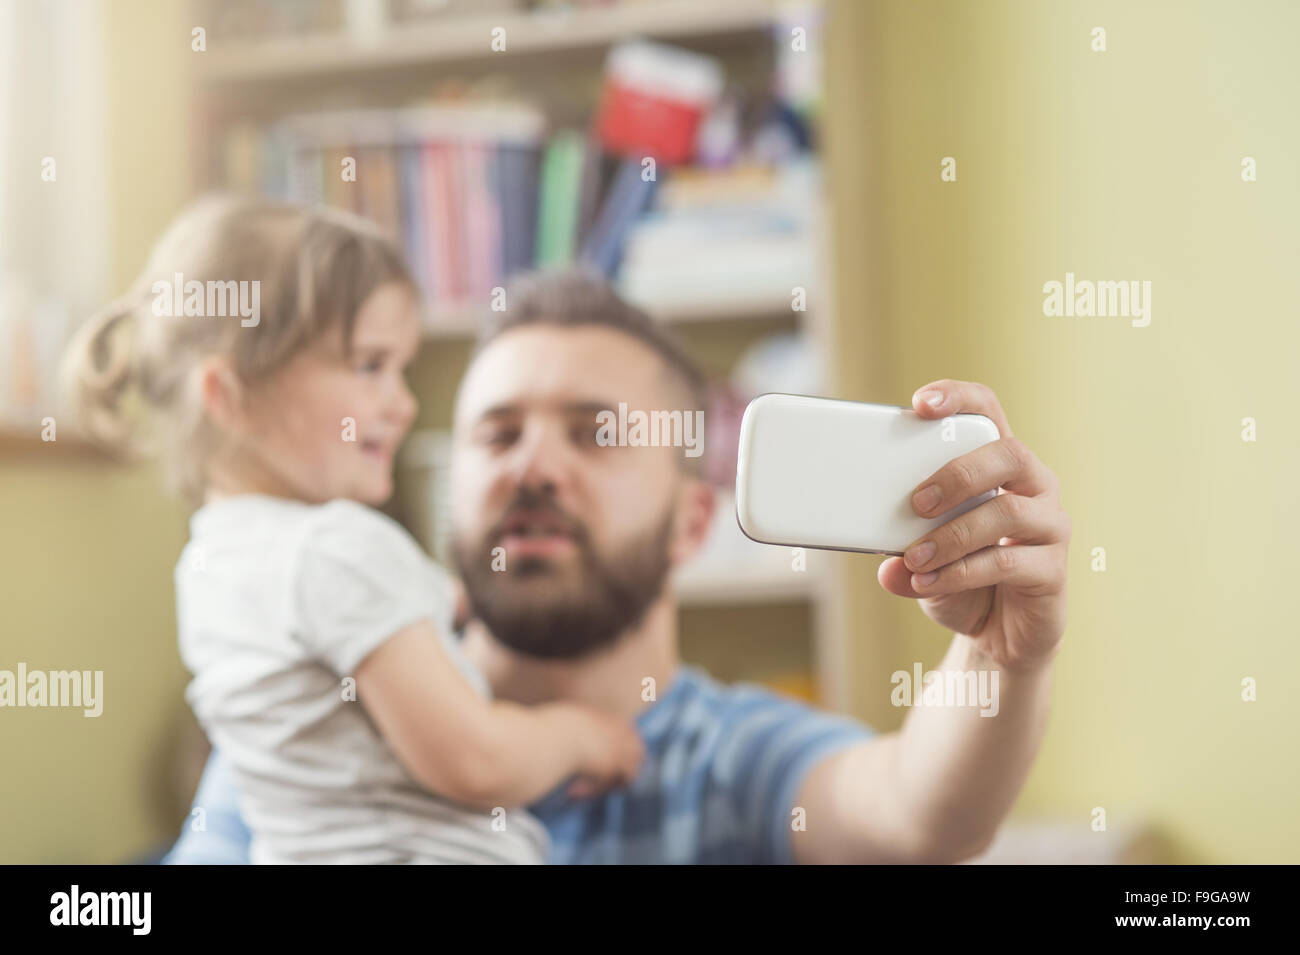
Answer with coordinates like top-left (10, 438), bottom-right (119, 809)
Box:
top-left (459, 595), bottom-right (681, 721)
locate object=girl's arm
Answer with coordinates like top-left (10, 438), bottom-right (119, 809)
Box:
top-left (354, 620), bottom-right (643, 810)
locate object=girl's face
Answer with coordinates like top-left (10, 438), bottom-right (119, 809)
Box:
top-left (238, 282), bottom-right (421, 505)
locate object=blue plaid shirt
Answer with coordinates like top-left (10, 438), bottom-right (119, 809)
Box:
top-left (164, 663), bottom-right (873, 865)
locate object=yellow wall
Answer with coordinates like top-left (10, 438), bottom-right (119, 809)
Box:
top-left (0, 0), bottom-right (192, 863)
top-left (826, 0), bottom-right (1299, 863)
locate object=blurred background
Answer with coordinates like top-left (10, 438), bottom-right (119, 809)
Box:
top-left (1, 0), bottom-right (1296, 865)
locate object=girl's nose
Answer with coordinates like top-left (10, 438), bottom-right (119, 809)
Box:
top-left (392, 377), bottom-right (418, 426)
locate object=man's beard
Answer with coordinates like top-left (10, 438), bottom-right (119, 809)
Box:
top-left (451, 487), bottom-right (675, 661)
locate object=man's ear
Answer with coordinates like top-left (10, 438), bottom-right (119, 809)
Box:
top-left (195, 355), bottom-right (246, 435)
top-left (669, 478), bottom-right (716, 567)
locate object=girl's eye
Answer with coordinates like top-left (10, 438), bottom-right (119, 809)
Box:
top-left (358, 357), bottom-right (384, 374)
top-left (485, 428), bottom-right (519, 448)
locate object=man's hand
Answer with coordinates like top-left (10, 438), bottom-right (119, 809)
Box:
top-left (876, 379), bottom-right (1071, 670)
top-left (793, 382), bottom-right (1068, 864)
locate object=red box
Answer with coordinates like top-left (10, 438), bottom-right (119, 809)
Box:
top-left (594, 42), bottom-right (723, 166)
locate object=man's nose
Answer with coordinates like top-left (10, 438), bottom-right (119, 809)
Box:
top-left (507, 421), bottom-right (571, 494)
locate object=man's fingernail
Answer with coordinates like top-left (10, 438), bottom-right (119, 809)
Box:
top-left (913, 485), bottom-right (942, 514)
top-left (905, 540), bottom-right (936, 569)
top-left (913, 571), bottom-right (939, 588)
top-left (917, 390), bottom-right (944, 409)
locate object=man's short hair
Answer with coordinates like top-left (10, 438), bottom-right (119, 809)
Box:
top-left (476, 268), bottom-right (710, 471)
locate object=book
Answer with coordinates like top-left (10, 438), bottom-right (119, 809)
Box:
top-left (398, 143), bottom-right (430, 295)
top-left (358, 145), bottom-right (401, 240)
top-left (496, 144), bottom-right (539, 279)
top-left (578, 156), bottom-right (659, 277)
top-left (535, 131), bottom-right (585, 267)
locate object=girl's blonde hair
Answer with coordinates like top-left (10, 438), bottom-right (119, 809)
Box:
top-left (62, 195), bottom-right (415, 504)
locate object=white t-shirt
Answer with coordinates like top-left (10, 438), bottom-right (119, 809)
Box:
top-left (175, 495), bottom-right (550, 864)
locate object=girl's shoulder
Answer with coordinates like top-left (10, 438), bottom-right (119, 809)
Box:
top-left (302, 498), bottom-right (423, 559)
top-left (186, 495), bottom-right (427, 581)
top-left (190, 494), bottom-right (413, 546)
top-left (290, 500), bottom-right (454, 675)
top-left (292, 498), bottom-right (438, 599)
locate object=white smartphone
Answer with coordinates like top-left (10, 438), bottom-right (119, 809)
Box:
top-left (734, 393), bottom-right (1002, 557)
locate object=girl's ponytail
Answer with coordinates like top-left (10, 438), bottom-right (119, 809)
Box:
top-left (60, 293), bottom-right (142, 453)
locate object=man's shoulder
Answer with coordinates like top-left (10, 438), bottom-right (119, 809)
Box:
top-left (621, 664), bottom-right (873, 864)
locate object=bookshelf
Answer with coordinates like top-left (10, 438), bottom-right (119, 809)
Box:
top-left (422, 290), bottom-right (805, 339)
top-left (198, 0), bottom-right (787, 83)
top-left (192, 0), bottom-right (847, 710)
top-left (0, 427), bottom-right (118, 462)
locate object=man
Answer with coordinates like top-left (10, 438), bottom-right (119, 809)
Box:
top-left (165, 269), bottom-right (1070, 864)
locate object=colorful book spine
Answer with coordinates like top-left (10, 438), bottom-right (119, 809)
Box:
top-left (460, 142), bottom-right (497, 300)
top-left (397, 143), bottom-right (429, 296)
top-left (418, 142), bottom-right (442, 302)
top-left (578, 156), bottom-right (659, 277)
top-left (535, 131), bottom-right (585, 267)
top-left (233, 107), bottom-right (572, 313)
top-left (496, 144), bottom-right (539, 279)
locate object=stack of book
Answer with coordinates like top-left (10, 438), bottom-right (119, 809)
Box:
top-left (223, 104), bottom-right (670, 328)
top-left (219, 103), bottom-right (818, 327)
top-left (616, 158), bottom-right (820, 315)
top-left (224, 105), bottom-right (553, 321)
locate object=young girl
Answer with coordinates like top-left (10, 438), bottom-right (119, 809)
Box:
top-left (64, 196), bottom-right (643, 864)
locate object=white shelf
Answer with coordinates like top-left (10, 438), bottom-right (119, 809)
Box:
top-left (675, 559), bottom-right (826, 606)
top-left (420, 303), bottom-right (485, 339)
top-left (421, 293), bottom-right (804, 339)
top-left (0, 426), bottom-right (119, 462)
top-left (200, 0), bottom-right (786, 84)
top-left (673, 490), bottom-right (829, 606)
top-left (626, 291), bottom-right (804, 324)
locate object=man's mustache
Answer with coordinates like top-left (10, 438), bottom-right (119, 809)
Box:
top-left (486, 489), bottom-right (590, 547)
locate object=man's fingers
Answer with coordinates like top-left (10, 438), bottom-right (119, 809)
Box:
top-left (911, 379), bottom-right (1013, 438)
top-left (878, 556), bottom-right (924, 598)
top-left (908, 543), bottom-right (1067, 598)
top-left (903, 492), bottom-right (1068, 573)
top-left (911, 436), bottom-right (1058, 515)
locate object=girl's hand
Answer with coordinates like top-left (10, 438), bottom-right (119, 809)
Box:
top-left (555, 704), bottom-right (645, 799)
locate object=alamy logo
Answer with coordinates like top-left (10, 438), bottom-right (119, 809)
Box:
top-left (151, 272), bottom-right (260, 327)
top-left (595, 403), bottom-right (704, 458)
top-left (1042, 272), bottom-right (1151, 327)
top-left (890, 663), bottom-right (1000, 717)
top-left (50, 885), bottom-right (150, 935)
top-left (0, 663), bottom-right (103, 717)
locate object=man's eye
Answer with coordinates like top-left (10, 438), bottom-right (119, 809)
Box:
top-left (485, 428), bottom-right (519, 447)
top-left (357, 357), bottom-right (384, 374)
top-left (571, 424), bottom-right (601, 447)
